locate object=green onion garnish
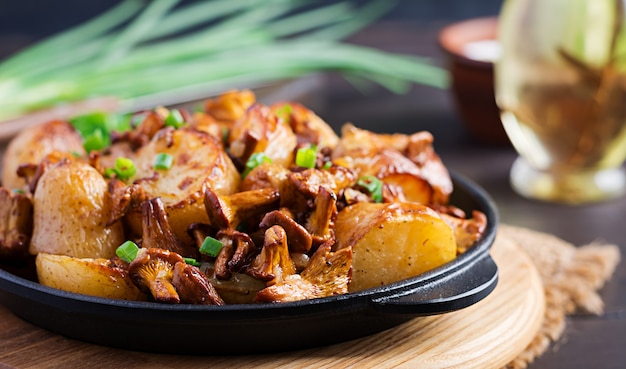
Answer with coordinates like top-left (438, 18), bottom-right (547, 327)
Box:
top-left (82, 129), bottom-right (108, 153)
top-left (154, 153), bottom-right (174, 170)
top-left (164, 108), bottom-right (185, 128)
top-left (116, 240), bottom-right (139, 263)
top-left (242, 152), bottom-right (272, 178)
top-left (199, 236), bottom-right (223, 257)
top-left (184, 257), bottom-right (202, 267)
top-left (322, 161), bottom-right (333, 170)
top-left (70, 111), bottom-right (134, 153)
top-left (295, 145), bottom-right (317, 168)
top-left (275, 104), bottom-right (292, 123)
top-left (357, 175), bottom-right (383, 203)
top-left (114, 157), bottom-right (136, 179)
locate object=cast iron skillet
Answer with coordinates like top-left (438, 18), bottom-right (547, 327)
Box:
top-left (0, 172), bottom-right (498, 355)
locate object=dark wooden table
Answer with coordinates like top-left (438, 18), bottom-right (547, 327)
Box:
top-left (0, 2), bottom-right (624, 368)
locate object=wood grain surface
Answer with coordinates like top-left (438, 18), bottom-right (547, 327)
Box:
top-left (0, 232), bottom-right (544, 369)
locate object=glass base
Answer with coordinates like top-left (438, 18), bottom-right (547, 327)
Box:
top-left (509, 157), bottom-right (626, 205)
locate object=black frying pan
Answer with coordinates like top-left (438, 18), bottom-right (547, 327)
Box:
top-left (0, 172), bottom-right (498, 355)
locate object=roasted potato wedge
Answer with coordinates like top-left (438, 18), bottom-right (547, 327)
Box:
top-left (228, 104), bottom-right (297, 167)
top-left (1, 120), bottom-right (85, 191)
top-left (335, 202), bottom-right (456, 292)
top-left (333, 124), bottom-right (452, 205)
top-left (36, 252), bottom-right (146, 300)
top-left (127, 127), bottom-right (240, 241)
top-left (29, 160), bottom-right (125, 258)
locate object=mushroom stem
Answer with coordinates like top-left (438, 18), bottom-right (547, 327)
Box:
top-left (204, 187), bottom-right (279, 230)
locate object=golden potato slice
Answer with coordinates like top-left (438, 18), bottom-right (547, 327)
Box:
top-left (1, 120), bottom-right (85, 191)
top-left (332, 124), bottom-right (452, 205)
top-left (228, 104), bottom-right (297, 167)
top-left (128, 127), bottom-right (241, 242)
top-left (36, 253), bottom-right (146, 300)
top-left (30, 161), bottom-right (125, 258)
top-left (335, 202), bottom-right (456, 292)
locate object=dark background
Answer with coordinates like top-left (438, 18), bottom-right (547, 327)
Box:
top-left (0, 0), bottom-right (504, 59)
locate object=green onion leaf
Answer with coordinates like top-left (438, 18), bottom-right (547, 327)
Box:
top-left (322, 161), bottom-right (333, 170)
top-left (357, 175), bottom-right (383, 203)
top-left (70, 111), bottom-right (134, 153)
top-left (295, 144), bottom-right (317, 168)
top-left (199, 236), bottom-right (223, 257)
top-left (242, 152), bottom-right (272, 177)
top-left (104, 168), bottom-right (117, 178)
top-left (113, 157), bottom-right (136, 179)
top-left (82, 129), bottom-right (108, 153)
top-left (275, 103), bottom-right (292, 123)
top-left (184, 257), bottom-right (202, 267)
top-left (164, 108), bottom-right (185, 128)
top-left (154, 153), bottom-right (174, 170)
top-left (116, 240), bottom-right (139, 263)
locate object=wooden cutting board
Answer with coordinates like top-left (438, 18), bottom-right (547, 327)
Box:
top-left (0, 234), bottom-right (544, 369)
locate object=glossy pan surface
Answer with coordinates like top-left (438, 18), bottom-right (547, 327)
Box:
top-left (0, 172), bottom-right (499, 355)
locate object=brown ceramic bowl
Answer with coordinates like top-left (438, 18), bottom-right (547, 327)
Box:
top-left (439, 17), bottom-right (509, 146)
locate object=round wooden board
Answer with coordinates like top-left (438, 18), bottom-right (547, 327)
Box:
top-left (0, 235), bottom-right (544, 369)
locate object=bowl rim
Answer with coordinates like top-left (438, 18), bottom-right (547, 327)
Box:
top-left (438, 16), bottom-right (499, 68)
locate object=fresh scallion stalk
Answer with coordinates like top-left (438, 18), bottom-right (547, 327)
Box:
top-left (0, 0), bottom-right (449, 122)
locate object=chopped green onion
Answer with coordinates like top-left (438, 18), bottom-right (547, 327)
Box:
top-left (199, 236), bottom-right (223, 257)
top-left (11, 189), bottom-right (25, 194)
top-left (164, 108), bottom-right (185, 128)
top-left (357, 175), bottom-right (383, 203)
top-left (221, 126), bottom-right (229, 144)
top-left (114, 157), bottom-right (136, 179)
top-left (275, 104), bottom-right (292, 123)
top-left (153, 153), bottom-right (174, 170)
top-left (184, 257), bottom-right (202, 267)
top-left (116, 240), bottom-right (139, 263)
top-left (70, 111), bottom-right (134, 153)
top-left (104, 167), bottom-right (117, 178)
top-left (295, 144), bottom-right (317, 168)
top-left (82, 129), bottom-right (108, 153)
top-left (242, 152), bottom-right (272, 178)
top-left (322, 161), bottom-right (333, 170)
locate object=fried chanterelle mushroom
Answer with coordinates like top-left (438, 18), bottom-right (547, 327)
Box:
top-left (0, 88), bottom-right (488, 305)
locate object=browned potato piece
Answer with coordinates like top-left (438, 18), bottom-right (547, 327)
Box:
top-left (30, 161), bottom-right (124, 258)
top-left (335, 202), bottom-right (456, 292)
top-left (36, 253), bottom-right (146, 300)
top-left (1, 120), bottom-right (85, 191)
top-left (127, 127), bottom-right (240, 242)
top-left (228, 104), bottom-right (297, 167)
top-left (270, 101), bottom-right (339, 149)
top-left (332, 124), bottom-right (452, 205)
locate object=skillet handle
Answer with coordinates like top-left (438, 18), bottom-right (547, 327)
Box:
top-left (369, 253), bottom-right (498, 315)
